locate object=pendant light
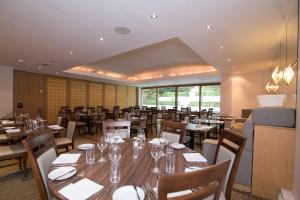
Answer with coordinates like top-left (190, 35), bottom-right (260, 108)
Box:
top-left (283, 26), bottom-right (295, 85)
top-left (272, 42), bottom-right (283, 84)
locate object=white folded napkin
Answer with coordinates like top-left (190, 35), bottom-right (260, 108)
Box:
top-left (5, 128), bottom-right (21, 134)
top-left (153, 187), bottom-right (192, 198)
top-left (109, 138), bottom-right (125, 144)
top-left (149, 138), bottom-right (165, 145)
top-left (52, 153), bottom-right (81, 165)
top-left (3, 126), bottom-right (16, 130)
top-left (183, 153), bottom-right (207, 162)
top-left (59, 178), bottom-right (103, 200)
top-left (2, 121), bottom-right (14, 125)
top-left (48, 125), bottom-right (63, 130)
top-left (185, 166), bottom-right (202, 173)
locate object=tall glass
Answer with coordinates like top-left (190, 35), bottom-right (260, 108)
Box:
top-left (113, 130), bottom-right (121, 144)
top-left (137, 129), bottom-right (146, 149)
top-left (166, 151), bottom-right (175, 174)
top-left (151, 144), bottom-right (162, 173)
top-left (160, 138), bottom-right (168, 156)
top-left (86, 145), bottom-right (95, 165)
top-left (109, 145), bottom-right (122, 162)
top-left (97, 136), bottom-right (107, 162)
top-left (110, 161), bottom-right (120, 183)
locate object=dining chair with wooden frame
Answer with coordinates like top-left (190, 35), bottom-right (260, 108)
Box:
top-left (103, 120), bottom-right (131, 138)
top-left (22, 133), bottom-right (58, 200)
top-left (211, 129), bottom-right (246, 200)
top-left (158, 160), bottom-right (231, 200)
top-left (160, 120), bottom-right (190, 145)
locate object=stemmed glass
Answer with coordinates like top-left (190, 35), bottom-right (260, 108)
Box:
top-left (159, 137), bottom-right (168, 156)
top-left (97, 136), bottom-right (107, 162)
top-left (151, 144), bottom-right (162, 173)
top-left (113, 130), bottom-right (121, 144)
top-left (137, 129), bottom-right (146, 149)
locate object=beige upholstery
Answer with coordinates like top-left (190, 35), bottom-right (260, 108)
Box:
top-left (66, 121), bottom-right (76, 140)
top-left (56, 117), bottom-right (62, 126)
top-left (36, 148), bottom-right (57, 200)
top-left (103, 120), bottom-right (131, 138)
top-left (0, 134), bottom-right (8, 143)
top-left (0, 143), bottom-right (26, 160)
top-left (162, 131), bottom-right (180, 143)
top-left (54, 138), bottom-right (72, 146)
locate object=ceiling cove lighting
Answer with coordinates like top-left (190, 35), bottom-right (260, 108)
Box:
top-left (205, 25), bottom-right (212, 30)
top-left (69, 51), bottom-right (74, 55)
top-left (219, 46), bottom-right (224, 50)
top-left (105, 72), bottom-right (123, 78)
top-left (227, 58), bottom-right (231, 62)
top-left (99, 38), bottom-right (104, 42)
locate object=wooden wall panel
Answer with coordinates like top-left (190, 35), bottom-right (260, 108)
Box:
top-left (117, 85), bottom-right (127, 108)
top-left (46, 77), bottom-right (67, 123)
top-left (252, 125), bottom-right (295, 199)
top-left (89, 82), bottom-right (103, 108)
top-left (71, 80), bottom-right (87, 109)
top-left (13, 71), bottom-right (46, 118)
top-left (127, 86), bottom-right (137, 107)
top-left (104, 84), bottom-right (116, 111)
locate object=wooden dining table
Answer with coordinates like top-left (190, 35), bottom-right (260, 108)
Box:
top-left (185, 123), bottom-right (216, 149)
top-left (48, 140), bottom-right (208, 200)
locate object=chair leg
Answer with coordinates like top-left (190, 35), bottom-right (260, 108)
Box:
top-left (18, 157), bottom-right (22, 170)
top-left (23, 153), bottom-right (28, 177)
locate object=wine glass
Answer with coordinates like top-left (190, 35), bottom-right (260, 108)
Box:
top-left (109, 145), bottom-right (122, 162)
top-left (159, 137), bottom-right (168, 156)
top-left (113, 130), bottom-right (121, 144)
top-left (151, 144), bottom-right (162, 173)
top-left (97, 136), bottom-right (107, 162)
top-left (137, 129), bottom-right (146, 149)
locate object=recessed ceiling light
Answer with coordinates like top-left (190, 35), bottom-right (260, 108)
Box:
top-left (18, 59), bottom-right (24, 63)
top-left (227, 58), bottom-right (231, 62)
top-left (206, 25), bottom-right (212, 30)
top-left (38, 66), bottom-right (42, 69)
top-left (69, 51), bottom-right (74, 55)
top-left (55, 72), bottom-right (58, 74)
top-left (219, 46), bottom-right (224, 50)
top-left (232, 66), bottom-right (236, 69)
top-left (99, 37), bottom-right (104, 42)
top-left (151, 14), bottom-right (158, 19)
top-left (114, 27), bottom-right (131, 35)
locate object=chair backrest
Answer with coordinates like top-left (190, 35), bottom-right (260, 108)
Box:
top-left (161, 131), bottom-right (180, 143)
top-left (158, 160), bottom-right (230, 200)
top-left (213, 129), bottom-right (247, 200)
top-left (151, 112), bottom-right (158, 124)
top-left (87, 107), bottom-right (95, 112)
top-left (103, 120), bottom-right (131, 138)
top-left (66, 121), bottom-right (76, 140)
top-left (129, 107), bottom-right (134, 113)
top-left (56, 116), bottom-right (62, 126)
top-left (139, 117), bottom-right (148, 129)
top-left (181, 107), bottom-right (188, 113)
top-left (97, 106), bottom-right (103, 112)
top-left (160, 120), bottom-right (187, 143)
top-left (168, 111), bottom-right (176, 122)
top-left (142, 106), bottom-right (147, 111)
top-left (22, 133), bottom-right (57, 200)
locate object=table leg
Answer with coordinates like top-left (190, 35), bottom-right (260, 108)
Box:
top-left (189, 131), bottom-right (194, 150)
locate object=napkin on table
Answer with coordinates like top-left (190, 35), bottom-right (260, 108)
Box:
top-left (5, 128), bottom-right (21, 134)
top-left (59, 178), bottom-right (103, 200)
top-left (52, 153), bottom-right (81, 165)
top-left (183, 153), bottom-right (207, 162)
top-left (184, 166), bottom-right (202, 173)
top-left (48, 125), bottom-right (63, 130)
top-left (149, 138), bottom-right (161, 145)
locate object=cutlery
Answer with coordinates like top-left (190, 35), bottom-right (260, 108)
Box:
top-left (133, 185), bottom-right (141, 200)
top-left (49, 168), bottom-right (77, 182)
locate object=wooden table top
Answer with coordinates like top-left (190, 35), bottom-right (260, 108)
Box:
top-left (48, 140), bottom-right (208, 200)
top-left (185, 123), bottom-right (216, 132)
top-left (3, 126), bottom-right (58, 139)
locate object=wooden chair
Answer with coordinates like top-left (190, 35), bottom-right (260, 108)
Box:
top-left (131, 116), bottom-right (148, 138)
top-left (74, 110), bottom-right (86, 135)
top-left (158, 160), bottom-right (231, 200)
top-left (22, 133), bottom-right (57, 200)
top-left (92, 111), bottom-right (105, 134)
top-left (148, 112), bottom-right (158, 134)
top-left (212, 129), bottom-right (247, 200)
top-left (142, 106), bottom-right (147, 111)
top-left (0, 143), bottom-right (27, 176)
top-left (54, 121), bottom-right (76, 152)
top-left (103, 120), bottom-right (131, 139)
top-left (160, 120), bottom-right (190, 145)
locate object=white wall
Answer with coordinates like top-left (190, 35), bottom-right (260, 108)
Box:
top-left (0, 66), bottom-right (13, 117)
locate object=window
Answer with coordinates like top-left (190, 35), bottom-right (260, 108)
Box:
top-left (201, 85), bottom-right (220, 112)
top-left (177, 86), bottom-right (200, 111)
top-left (158, 87), bottom-right (175, 109)
top-left (141, 89), bottom-right (157, 107)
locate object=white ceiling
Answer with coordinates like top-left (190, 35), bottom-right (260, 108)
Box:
top-left (0, 0), bottom-right (295, 86)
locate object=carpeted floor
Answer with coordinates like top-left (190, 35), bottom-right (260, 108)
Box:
top-left (0, 130), bottom-right (264, 200)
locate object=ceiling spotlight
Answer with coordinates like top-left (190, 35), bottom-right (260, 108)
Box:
top-left (99, 37), bottom-right (104, 42)
top-left (219, 46), bottom-right (224, 50)
top-left (18, 59), bottom-right (24, 63)
top-left (206, 25), bottom-right (212, 30)
top-left (227, 58), bottom-right (231, 62)
top-left (38, 66), bottom-right (42, 69)
top-left (151, 14), bottom-right (158, 19)
top-left (55, 72), bottom-right (58, 74)
top-left (69, 51), bottom-right (74, 55)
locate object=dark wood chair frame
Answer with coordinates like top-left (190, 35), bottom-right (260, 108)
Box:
top-left (213, 129), bottom-right (247, 200)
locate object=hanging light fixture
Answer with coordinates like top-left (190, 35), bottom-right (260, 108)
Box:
top-left (283, 65), bottom-right (295, 85)
top-left (282, 26), bottom-right (295, 85)
top-left (265, 82), bottom-right (279, 93)
top-left (271, 65), bottom-right (283, 84)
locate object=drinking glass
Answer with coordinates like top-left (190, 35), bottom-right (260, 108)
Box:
top-left (113, 130), bottom-right (121, 144)
top-left (86, 145), bottom-right (95, 165)
top-left (166, 151), bottom-right (175, 174)
top-left (110, 161), bottom-right (121, 183)
top-left (109, 145), bottom-right (122, 162)
top-left (137, 129), bottom-right (146, 149)
top-left (97, 136), bottom-right (107, 162)
top-left (151, 144), bottom-right (162, 173)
